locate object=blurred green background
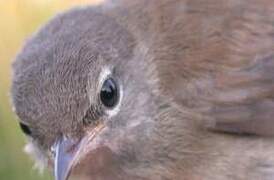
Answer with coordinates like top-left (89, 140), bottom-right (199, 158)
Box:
top-left (0, 0), bottom-right (101, 179)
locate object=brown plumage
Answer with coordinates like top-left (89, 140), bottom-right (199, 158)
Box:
top-left (11, 0), bottom-right (274, 180)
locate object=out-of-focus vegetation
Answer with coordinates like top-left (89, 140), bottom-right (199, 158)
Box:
top-left (0, 0), bottom-right (101, 179)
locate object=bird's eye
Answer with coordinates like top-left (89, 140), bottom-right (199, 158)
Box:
top-left (19, 122), bottom-right (32, 136)
top-left (100, 77), bottom-right (119, 108)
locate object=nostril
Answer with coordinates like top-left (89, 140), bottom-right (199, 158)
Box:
top-left (82, 106), bottom-right (100, 126)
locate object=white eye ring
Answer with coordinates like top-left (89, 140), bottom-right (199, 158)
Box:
top-left (98, 67), bottom-right (123, 117)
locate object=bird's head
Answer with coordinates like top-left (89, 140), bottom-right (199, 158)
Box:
top-left (11, 6), bottom-right (198, 180)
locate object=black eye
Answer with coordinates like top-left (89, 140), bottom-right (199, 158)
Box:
top-left (19, 122), bottom-right (32, 136)
top-left (100, 78), bottom-right (119, 108)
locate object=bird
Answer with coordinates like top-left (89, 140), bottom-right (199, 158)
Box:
top-left (11, 0), bottom-right (274, 180)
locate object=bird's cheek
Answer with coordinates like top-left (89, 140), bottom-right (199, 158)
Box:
top-left (66, 127), bottom-right (138, 180)
top-left (68, 146), bottom-right (124, 180)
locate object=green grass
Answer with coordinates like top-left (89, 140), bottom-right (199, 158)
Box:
top-left (0, 1), bottom-right (100, 179)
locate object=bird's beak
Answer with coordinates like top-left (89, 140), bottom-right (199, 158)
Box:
top-left (52, 124), bottom-right (106, 180)
top-left (53, 137), bottom-right (80, 180)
